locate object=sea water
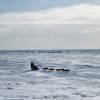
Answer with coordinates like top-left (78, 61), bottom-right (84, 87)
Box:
top-left (0, 50), bottom-right (100, 100)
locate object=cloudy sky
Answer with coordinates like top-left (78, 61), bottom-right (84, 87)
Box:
top-left (0, 0), bottom-right (100, 50)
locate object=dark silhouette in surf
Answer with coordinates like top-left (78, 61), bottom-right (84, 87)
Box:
top-left (30, 62), bottom-right (70, 72)
top-left (31, 62), bottom-right (39, 71)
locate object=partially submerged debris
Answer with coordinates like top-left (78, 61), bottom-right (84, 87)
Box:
top-left (31, 62), bottom-right (39, 71)
top-left (30, 62), bottom-right (70, 72)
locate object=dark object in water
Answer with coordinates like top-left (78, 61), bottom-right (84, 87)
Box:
top-left (64, 69), bottom-right (70, 72)
top-left (31, 62), bottom-right (39, 71)
top-left (30, 62), bottom-right (70, 73)
top-left (43, 67), bottom-right (48, 70)
top-left (48, 68), bottom-right (54, 71)
top-left (43, 67), bottom-right (54, 71)
top-left (56, 69), bottom-right (61, 71)
top-left (56, 68), bottom-right (70, 72)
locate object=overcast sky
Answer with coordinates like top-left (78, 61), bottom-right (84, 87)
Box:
top-left (0, 0), bottom-right (100, 50)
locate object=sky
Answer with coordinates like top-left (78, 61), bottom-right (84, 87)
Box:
top-left (0, 0), bottom-right (100, 50)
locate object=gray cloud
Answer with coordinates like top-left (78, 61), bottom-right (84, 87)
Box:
top-left (0, 24), bottom-right (100, 50)
top-left (0, 4), bottom-right (100, 50)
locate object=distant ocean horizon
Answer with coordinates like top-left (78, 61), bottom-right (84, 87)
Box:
top-left (1, 49), bottom-right (100, 52)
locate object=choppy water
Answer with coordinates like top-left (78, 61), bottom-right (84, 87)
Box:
top-left (0, 50), bottom-right (100, 100)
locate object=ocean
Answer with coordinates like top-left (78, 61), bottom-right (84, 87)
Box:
top-left (0, 50), bottom-right (100, 100)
